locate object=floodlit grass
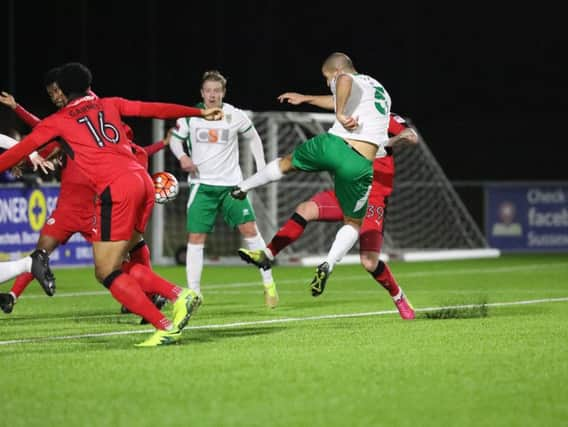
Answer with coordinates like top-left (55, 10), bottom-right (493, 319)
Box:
top-left (0, 254), bottom-right (567, 426)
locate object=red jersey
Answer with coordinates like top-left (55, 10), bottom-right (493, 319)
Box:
top-left (0, 96), bottom-right (203, 194)
top-left (371, 113), bottom-right (411, 197)
top-left (12, 103), bottom-right (95, 211)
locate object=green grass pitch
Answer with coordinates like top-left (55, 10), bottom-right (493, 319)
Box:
top-left (0, 254), bottom-right (567, 427)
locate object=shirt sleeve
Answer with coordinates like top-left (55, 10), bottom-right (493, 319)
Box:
top-left (14, 105), bottom-right (41, 128)
top-left (169, 118), bottom-right (190, 160)
top-left (144, 140), bottom-right (166, 157)
top-left (109, 97), bottom-right (203, 119)
top-left (236, 109), bottom-right (254, 135)
top-left (387, 113), bottom-right (409, 136)
top-left (0, 121), bottom-right (58, 172)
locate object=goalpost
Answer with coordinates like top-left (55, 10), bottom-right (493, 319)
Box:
top-left (149, 112), bottom-right (498, 265)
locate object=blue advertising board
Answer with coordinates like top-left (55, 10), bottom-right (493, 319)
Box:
top-left (485, 183), bottom-right (568, 252)
top-left (0, 185), bottom-right (93, 265)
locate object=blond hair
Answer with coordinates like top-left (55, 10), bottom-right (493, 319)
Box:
top-left (202, 70), bottom-right (227, 90)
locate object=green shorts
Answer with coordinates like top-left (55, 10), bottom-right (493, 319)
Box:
top-left (186, 183), bottom-right (257, 233)
top-left (292, 133), bottom-right (373, 219)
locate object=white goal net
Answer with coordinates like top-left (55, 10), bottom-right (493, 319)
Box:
top-left (149, 112), bottom-right (497, 265)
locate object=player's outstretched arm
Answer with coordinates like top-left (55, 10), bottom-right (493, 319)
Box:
top-left (277, 92), bottom-right (334, 111)
top-left (110, 98), bottom-right (223, 121)
top-left (0, 129), bottom-right (54, 173)
top-left (0, 92), bottom-right (41, 127)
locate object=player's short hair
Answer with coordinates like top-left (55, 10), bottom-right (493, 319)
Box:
top-left (202, 70), bottom-right (227, 90)
top-left (322, 52), bottom-right (355, 72)
top-left (57, 62), bottom-right (92, 97)
top-left (43, 67), bottom-right (60, 87)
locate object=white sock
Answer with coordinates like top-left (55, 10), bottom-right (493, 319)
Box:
top-left (324, 224), bottom-right (359, 272)
top-left (0, 257), bottom-right (32, 283)
top-left (243, 234), bottom-right (274, 285)
top-left (239, 158), bottom-right (283, 192)
top-left (186, 243), bottom-right (204, 295)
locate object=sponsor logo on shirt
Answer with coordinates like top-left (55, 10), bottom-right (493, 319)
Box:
top-left (195, 128), bottom-right (229, 144)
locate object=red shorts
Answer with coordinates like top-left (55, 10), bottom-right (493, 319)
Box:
top-left (94, 170), bottom-right (154, 242)
top-left (310, 188), bottom-right (388, 253)
top-left (41, 185), bottom-right (96, 244)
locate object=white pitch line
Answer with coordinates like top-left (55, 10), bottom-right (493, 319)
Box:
top-left (0, 296), bottom-right (567, 347)
top-left (14, 262), bottom-right (568, 300)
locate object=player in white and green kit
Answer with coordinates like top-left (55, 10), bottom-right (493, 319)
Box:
top-left (233, 52), bottom-right (391, 296)
top-left (169, 70), bottom-right (278, 308)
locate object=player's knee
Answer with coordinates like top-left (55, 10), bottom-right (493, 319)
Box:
top-left (360, 251), bottom-right (379, 272)
top-left (239, 222), bottom-right (258, 238)
top-left (296, 201), bottom-right (318, 221)
top-left (101, 270), bottom-right (123, 289)
top-left (95, 265), bottom-right (114, 283)
top-left (280, 155), bottom-right (295, 173)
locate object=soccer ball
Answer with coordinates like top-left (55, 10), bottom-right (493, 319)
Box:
top-left (152, 171), bottom-right (179, 204)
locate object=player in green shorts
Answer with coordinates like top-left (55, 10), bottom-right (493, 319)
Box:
top-left (169, 70), bottom-right (279, 308)
top-left (233, 52), bottom-right (392, 296)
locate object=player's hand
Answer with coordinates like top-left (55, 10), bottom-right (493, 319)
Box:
top-left (163, 127), bottom-right (174, 146)
top-left (179, 155), bottom-right (198, 176)
top-left (10, 165), bottom-right (23, 178)
top-left (0, 91), bottom-right (17, 110)
top-left (337, 113), bottom-right (359, 131)
top-left (28, 152), bottom-right (56, 174)
top-left (400, 128), bottom-right (419, 145)
top-left (202, 107), bottom-right (224, 121)
top-left (277, 92), bottom-right (307, 105)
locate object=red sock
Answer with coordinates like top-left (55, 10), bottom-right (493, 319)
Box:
top-left (11, 273), bottom-right (34, 298)
top-left (267, 213), bottom-right (307, 257)
top-left (371, 261), bottom-right (400, 297)
top-left (127, 264), bottom-right (181, 301)
top-left (104, 271), bottom-right (171, 330)
top-left (129, 240), bottom-right (152, 269)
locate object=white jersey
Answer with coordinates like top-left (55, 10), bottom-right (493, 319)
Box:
top-left (328, 73), bottom-right (391, 147)
top-left (172, 103), bottom-right (254, 186)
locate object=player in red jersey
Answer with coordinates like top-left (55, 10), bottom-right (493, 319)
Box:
top-left (0, 72), bottom-right (170, 315)
top-left (0, 62), bottom-right (223, 346)
top-left (238, 91), bottom-right (418, 319)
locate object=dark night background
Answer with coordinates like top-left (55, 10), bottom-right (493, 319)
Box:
top-left (1, 1), bottom-right (565, 182)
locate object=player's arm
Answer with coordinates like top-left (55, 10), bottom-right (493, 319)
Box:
top-left (385, 128), bottom-right (418, 147)
top-left (240, 126), bottom-right (266, 171)
top-left (110, 98), bottom-right (223, 120)
top-left (334, 74), bottom-right (358, 130)
top-left (0, 133), bottom-right (56, 174)
top-left (385, 114), bottom-right (418, 147)
top-left (169, 119), bottom-right (198, 175)
top-left (277, 92), bottom-right (334, 110)
top-left (0, 123), bottom-right (58, 173)
top-left (0, 92), bottom-right (41, 127)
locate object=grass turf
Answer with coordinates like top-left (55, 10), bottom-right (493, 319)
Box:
top-left (0, 254), bottom-right (567, 426)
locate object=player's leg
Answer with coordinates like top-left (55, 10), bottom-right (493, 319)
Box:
top-left (231, 154), bottom-right (295, 199)
top-left (267, 190), bottom-right (344, 258)
top-left (95, 171), bottom-right (191, 346)
top-left (124, 237), bottom-right (152, 269)
top-left (0, 245), bottom-right (55, 296)
top-left (0, 258), bottom-right (32, 284)
top-left (227, 188), bottom-right (278, 308)
top-left (1, 234), bottom-right (61, 314)
top-left (183, 183), bottom-right (223, 300)
top-left (309, 135), bottom-right (373, 296)
top-left (359, 197), bottom-right (414, 320)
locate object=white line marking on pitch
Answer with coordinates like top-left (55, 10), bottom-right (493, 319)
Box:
top-left (0, 296), bottom-right (566, 346)
top-left (16, 262), bottom-right (568, 300)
